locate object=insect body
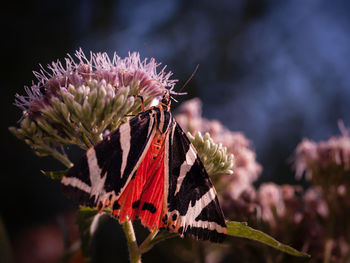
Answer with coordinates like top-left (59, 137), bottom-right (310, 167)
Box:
top-left (61, 92), bottom-right (227, 242)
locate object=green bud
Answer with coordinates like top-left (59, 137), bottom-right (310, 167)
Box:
top-left (59, 102), bottom-right (70, 121)
top-left (88, 88), bottom-right (98, 108)
top-left (188, 131), bottom-right (234, 177)
top-left (82, 99), bottom-right (92, 121)
top-left (9, 127), bottom-right (23, 140)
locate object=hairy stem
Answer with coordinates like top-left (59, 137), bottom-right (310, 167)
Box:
top-left (122, 219), bottom-right (141, 263)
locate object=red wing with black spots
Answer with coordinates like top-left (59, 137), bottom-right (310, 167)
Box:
top-left (61, 95), bottom-right (227, 242)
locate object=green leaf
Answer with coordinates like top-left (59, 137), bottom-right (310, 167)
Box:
top-left (226, 221), bottom-right (310, 258)
top-left (40, 169), bottom-right (68, 180)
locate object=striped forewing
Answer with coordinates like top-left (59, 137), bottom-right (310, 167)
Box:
top-left (61, 104), bottom-right (227, 242)
top-left (62, 108), bottom-right (157, 207)
top-left (162, 122), bottom-right (227, 242)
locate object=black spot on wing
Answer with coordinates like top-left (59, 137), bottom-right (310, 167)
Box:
top-left (141, 202), bottom-right (157, 213)
top-left (132, 200), bottom-right (140, 209)
top-left (194, 199), bottom-right (226, 228)
top-left (113, 201), bottom-right (121, 210)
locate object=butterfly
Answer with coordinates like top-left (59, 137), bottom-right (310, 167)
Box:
top-left (61, 90), bottom-right (227, 242)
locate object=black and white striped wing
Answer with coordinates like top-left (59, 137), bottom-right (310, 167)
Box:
top-left (164, 122), bottom-right (227, 242)
top-left (62, 109), bottom-right (156, 208)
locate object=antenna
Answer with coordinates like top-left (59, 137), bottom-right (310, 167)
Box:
top-left (179, 64), bottom-right (199, 93)
top-left (144, 42), bottom-right (156, 59)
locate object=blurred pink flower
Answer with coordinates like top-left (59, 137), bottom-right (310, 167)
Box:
top-left (281, 184), bottom-right (304, 224)
top-left (293, 126), bottom-right (350, 262)
top-left (257, 183), bottom-right (286, 227)
top-left (294, 126), bottom-right (350, 182)
top-left (294, 139), bottom-right (318, 180)
top-left (175, 98), bottom-right (262, 222)
top-left (175, 98), bottom-right (262, 198)
top-left (303, 187), bottom-right (329, 219)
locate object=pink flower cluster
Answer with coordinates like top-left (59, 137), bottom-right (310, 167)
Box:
top-left (175, 98), bottom-right (262, 219)
top-left (15, 49), bottom-right (176, 118)
top-left (175, 98), bottom-right (262, 194)
top-left (294, 131), bottom-right (350, 181)
top-left (175, 99), bottom-right (349, 262)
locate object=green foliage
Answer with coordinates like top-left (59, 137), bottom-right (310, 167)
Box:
top-left (226, 221), bottom-right (310, 258)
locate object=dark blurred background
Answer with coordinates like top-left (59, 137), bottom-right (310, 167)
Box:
top-left (2, 0), bottom-right (350, 262)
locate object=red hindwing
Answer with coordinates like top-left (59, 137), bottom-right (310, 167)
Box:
top-left (112, 132), bottom-right (166, 230)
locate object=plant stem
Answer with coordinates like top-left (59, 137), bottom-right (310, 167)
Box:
top-left (122, 219), bottom-right (141, 263)
top-left (323, 238), bottom-right (333, 263)
top-left (81, 133), bottom-right (94, 148)
top-left (139, 228), bottom-right (159, 253)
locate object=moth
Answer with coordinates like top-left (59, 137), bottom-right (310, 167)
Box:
top-left (61, 91), bottom-right (227, 242)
